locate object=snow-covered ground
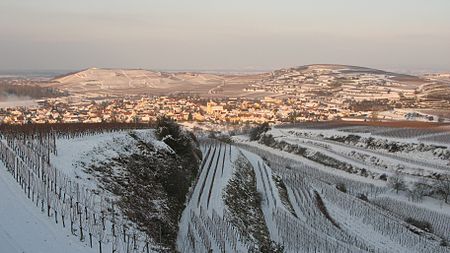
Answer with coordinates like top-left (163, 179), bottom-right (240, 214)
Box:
top-left (2, 123), bottom-right (450, 253)
top-left (177, 142), bottom-right (250, 252)
top-left (0, 129), bottom-right (174, 253)
top-left (267, 127), bottom-right (450, 179)
top-left (0, 164), bottom-right (96, 253)
top-left (227, 124), bottom-right (450, 252)
top-left (177, 136), bottom-right (450, 252)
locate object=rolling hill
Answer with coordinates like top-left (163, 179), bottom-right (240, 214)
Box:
top-left (43, 65), bottom-right (450, 107)
top-left (47, 68), bottom-right (267, 97)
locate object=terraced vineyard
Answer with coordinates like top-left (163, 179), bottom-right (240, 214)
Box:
top-left (2, 121), bottom-right (450, 253)
top-left (178, 122), bottom-right (450, 252)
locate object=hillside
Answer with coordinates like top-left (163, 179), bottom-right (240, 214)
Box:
top-left (0, 122), bottom-right (201, 252)
top-left (177, 127), bottom-right (450, 252)
top-left (1, 121), bottom-right (450, 252)
top-left (47, 68), bottom-right (267, 97)
top-left (229, 122), bottom-right (450, 252)
top-left (41, 65), bottom-right (450, 111)
top-left (251, 64), bottom-right (448, 107)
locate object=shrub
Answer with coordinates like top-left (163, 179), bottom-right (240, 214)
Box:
top-left (336, 183), bottom-right (347, 193)
top-left (434, 175), bottom-right (450, 204)
top-left (249, 122), bottom-right (270, 141)
top-left (409, 179), bottom-right (432, 202)
top-left (405, 217), bottom-right (433, 233)
top-left (357, 194), bottom-right (369, 202)
top-left (379, 173), bottom-right (388, 181)
top-left (260, 134), bottom-right (276, 146)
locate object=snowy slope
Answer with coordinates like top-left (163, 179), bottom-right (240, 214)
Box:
top-left (0, 129), bottom-right (182, 253)
top-left (177, 141), bottom-right (250, 252)
top-left (177, 140), bottom-right (289, 252)
top-left (231, 126), bottom-right (450, 253)
top-left (2, 123), bottom-right (450, 253)
top-left (0, 164), bottom-right (96, 253)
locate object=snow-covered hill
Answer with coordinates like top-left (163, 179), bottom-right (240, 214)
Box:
top-left (2, 122), bottom-right (450, 253)
top-left (178, 133), bottom-right (450, 252)
top-left (47, 68), bottom-right (265, 97)
top-left (0, 123), bottom-right (201, 253)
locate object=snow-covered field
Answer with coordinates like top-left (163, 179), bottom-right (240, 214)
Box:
top-left (177, 130), bottom-right (450, 252)
top-left (2, 123), bottom-right (450, 253)
top-left (267, 126), bottom-right (450, 179)
top-left (177, 140), bottom-right (291, 252)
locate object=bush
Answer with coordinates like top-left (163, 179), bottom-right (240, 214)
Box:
top-left (155, 116), bottom-right (181, 142)
top-left (336, 183), bottom-right (347, 193)
top-left (379, 173), bottom-right (388, 181)
top-left (260, 134), bottom-right (276, 146)
top-left (357, 194), bottom-right (369, 202)
top-left (249, 122), bottom-right (270, 141)
top-left (405, 217), bottom-right (433, 233)
top-left (433, 175), bottom-right (450, 204)
top-left (224, 155), bottom-right (274, 251)
top-left (155, 115), bottom-right (201, 179)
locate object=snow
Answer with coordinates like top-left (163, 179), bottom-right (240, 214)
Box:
top-left (239, 149), bottom-right (283, 242)
top-left (0, 129), bottom-right (171, 253)
top-left (233, 135), bottom-right (386, 187)
top-left (323, 199), bottom-right (410, 253)
top-left (51, 129), bottom-right (170, 190)
top-left (0, 163), bottom-right (96, 253)
top-left (3, 123), bottom-right (450, 253)
top-left (271, 128), bottom-right (450, 178)
top-left (52, 132), bottom-right (128, 186)
top-left (231, 126), bottom-right (450, 252)
top-left (177, 142), bottom-right (252, 252)
top-left (374, 191), bottom-right (450, 217)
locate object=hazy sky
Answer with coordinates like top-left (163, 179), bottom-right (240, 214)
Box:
top-left (1, 0), bottom-right (449, 72)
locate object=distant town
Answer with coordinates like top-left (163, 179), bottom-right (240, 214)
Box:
top-left (0, 95), bottom-right (443, 125)
top-left (1, 65), bottom-right (449, 125)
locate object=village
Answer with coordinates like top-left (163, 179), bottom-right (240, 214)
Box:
top-left (0, 93), bottom-right (438, 125)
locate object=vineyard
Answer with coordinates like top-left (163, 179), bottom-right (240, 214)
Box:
top-left (231, 122), bottom-right (450, 252)
top-left (420, 133), bottom-right (450, 145)
top-left (236, 142), bottom-right (450, 252)
top-left (177, 141), bottom-right (254, 253)
top-left (2, 121), bottom-right (450, 252)
top-left (0, 123), bottom-right (196, 253)
top-left (176, 130), bottom-right (450, 252)
top-left (278, 121), bottom-right (450, 141)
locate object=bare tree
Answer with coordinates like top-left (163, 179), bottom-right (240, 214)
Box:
top-left (434, 175), bottom-right (450, 204)
top-left (388, 171), bottom-right (406, 194)
top-left (409, 178), bottom-right (431, 202)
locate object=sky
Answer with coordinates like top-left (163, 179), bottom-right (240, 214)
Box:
top-left (1, 0), bottom-right (449, 72)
